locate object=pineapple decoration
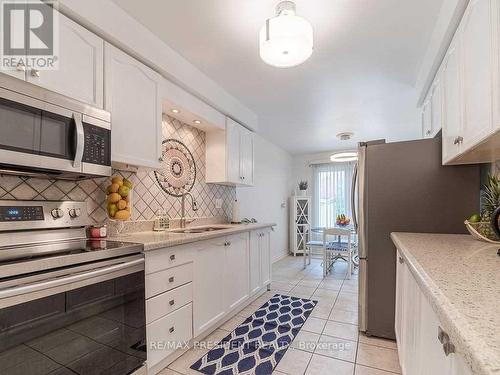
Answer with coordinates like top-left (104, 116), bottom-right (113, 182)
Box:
top-left (481, 175), bottom-right (500, 239)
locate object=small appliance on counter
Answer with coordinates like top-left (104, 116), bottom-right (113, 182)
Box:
top-left (0, 200), bottom-right (146, 375)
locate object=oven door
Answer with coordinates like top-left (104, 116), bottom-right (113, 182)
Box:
top-left (0, 254), bottom-right (146, 375)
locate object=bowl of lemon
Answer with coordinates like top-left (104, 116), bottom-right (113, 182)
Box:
top-left (106, 176), bottom-right (133, 221)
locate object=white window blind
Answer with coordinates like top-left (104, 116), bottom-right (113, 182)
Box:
top-left (312, 161), bottom-right (355, 228)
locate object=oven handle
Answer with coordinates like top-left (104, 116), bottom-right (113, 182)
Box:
top-left (73, 113), bottom-right (84, 169)
top-left (0, 258), bottom-right (144, 300)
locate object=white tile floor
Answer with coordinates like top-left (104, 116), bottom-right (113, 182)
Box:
top-left (161, 256), bottom-right (401, 375)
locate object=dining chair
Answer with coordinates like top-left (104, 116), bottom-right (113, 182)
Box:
top-left (323, 227), bottom-right (353, 278)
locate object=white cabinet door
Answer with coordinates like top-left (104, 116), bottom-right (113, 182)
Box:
top-left (394, 251), bottom-right (404, 352)
top-left (442, 34), bottom-right (462, 164)
top-left (430, 74), bottom-right (443, 137)
top-left (26, 13), bottom-right (103, 107)
top-left (104, 43), bottom-right (162, 169)
top-left (460, 0), bottom-right (494, 150)
top-left (224, 233), bottom-right (250, 311)
top-left (249, 231), bottom-right (262, 296)
top-left (422, 99), bottom-right (432, 138)
top-left (193, 238), bottom-right (226, 337)
top-left (226, 118), bottom-right (241, 184)
top-left (401, 262), bottom-right (422, 375)
top-left (418, 290), bottom-right (453, 375)
top-left (260, 230), bottom-right (271, 287)
top-left (239, 127), bottom-right (254, 185)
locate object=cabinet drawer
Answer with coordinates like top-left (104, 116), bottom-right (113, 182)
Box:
top-left (145, 244), bottom-right (196, 275)
top-left (146, 282), bottom-right (193, 324)
top-left (147, 303), bottom-right (193, 369)
top-left (146, 262), bottom-right (193, 299)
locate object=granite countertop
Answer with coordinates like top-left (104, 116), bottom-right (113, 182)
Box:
top-left (391, 233), bottom-right (500, 375)
top-left (111, 223), bottom-right (276, 251)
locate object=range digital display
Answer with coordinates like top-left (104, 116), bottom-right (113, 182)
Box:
top-left (0, 206), bottom-right (44, 222)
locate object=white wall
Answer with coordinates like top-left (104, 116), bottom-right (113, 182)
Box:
top-left (237, 136), bottom-right (293, 262)
top-left (291, 151), bottom-right (338, 195)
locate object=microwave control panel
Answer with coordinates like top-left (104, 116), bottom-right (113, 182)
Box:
top-left (83, 123), bottom-right (111, 166)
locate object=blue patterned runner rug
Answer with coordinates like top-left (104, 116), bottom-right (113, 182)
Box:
top-left (191, 294), bottom-right (317, 375)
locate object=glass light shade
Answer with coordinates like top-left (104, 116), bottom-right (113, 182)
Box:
top-left (259, 13), bottom-right (313, 68)
top-left (330, 152), bottom-right (358, 162)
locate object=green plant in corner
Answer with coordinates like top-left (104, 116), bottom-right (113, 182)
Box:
top-left (298, 181), bottom-right (308, 191)
top-left (481, 174), bottom-right (500, 221)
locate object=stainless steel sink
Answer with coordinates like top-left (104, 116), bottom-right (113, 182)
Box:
top-left (169, 225), bottom-right (233, 234)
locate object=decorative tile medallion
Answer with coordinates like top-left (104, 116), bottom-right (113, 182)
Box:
top-left (191, 294), bottom-right (317, 375)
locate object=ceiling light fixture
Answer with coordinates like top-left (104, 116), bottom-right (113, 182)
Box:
top-left (171, 109), bottom-right (180, 114)
top-left (259, 1), bottom-right (313, 68)
top-left (330, 151), bottom-right (358, 163)
top-left (193, 120), bottom-right (202, 124)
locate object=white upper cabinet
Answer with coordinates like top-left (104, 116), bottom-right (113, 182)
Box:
top-left (27, 13), bottom-right (104, 107)
top-left (421, 98), bottom-right (432, 138)
top-left (104, 43), bottom-right (162, 169)
top-left (439, 0), bottom-right (500, 164)
top-left (460, 0), bottom-right (494, 150)
top-left (0, 7), bottom-right (104, 107)
top-left (442, 34), bottom-right (463, 164)
top-left (206, 117), bottom-right (254, 186)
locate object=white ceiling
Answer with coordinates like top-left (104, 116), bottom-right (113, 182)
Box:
top-left (112, 0), bottom-right (444, 155)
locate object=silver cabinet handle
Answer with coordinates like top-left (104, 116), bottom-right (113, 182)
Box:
top-left (170, 254), bottom-right (176, 261)
top-left (16, 61), bottom-right (26, 71)
top-left (438, 326), bottom-right (448, 344)
top-left (398, 256), bottom-right (404, 264)
top-left (227, 241), bottom-right (231, 246)
top-left (426, 130), bottom-right (431, 135)
top-left (443, 342), bottom-right (455, 356)
top-left (169, 327), bottom-right (175, 333)
top-left (453, 136), bottom-right (464, 145)
top-left (30, 69), bottom-right (40, 77)
top-left (168, 276), bottom-right (174, 283)
top-left (169, 299), bottom-right (175, 306)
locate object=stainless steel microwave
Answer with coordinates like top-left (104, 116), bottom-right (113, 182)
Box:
top-left (0, 74), bottom-right (112, 179)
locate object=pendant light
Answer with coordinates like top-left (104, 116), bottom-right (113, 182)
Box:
top-left (259, 1), bottom-right (314, 68)
top-left (330, 152), bottom-right (358, 162)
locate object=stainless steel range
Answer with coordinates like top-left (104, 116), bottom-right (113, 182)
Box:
top-left (0, 200), bottom-right (146, 375)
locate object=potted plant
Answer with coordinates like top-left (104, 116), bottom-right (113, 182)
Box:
top-left (298, 180), bottom-right (308, 196)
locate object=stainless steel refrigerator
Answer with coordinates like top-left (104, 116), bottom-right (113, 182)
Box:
top-left (352, 137), bottom-right (480, 339)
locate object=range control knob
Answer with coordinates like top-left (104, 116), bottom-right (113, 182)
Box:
top-left (51, 208), bottom-right (64, 219)
top-left (69, 208), bottom-right (81, 218)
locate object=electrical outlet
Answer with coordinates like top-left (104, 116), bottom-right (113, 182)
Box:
top-left (215, 198), bottom-right (223, 209)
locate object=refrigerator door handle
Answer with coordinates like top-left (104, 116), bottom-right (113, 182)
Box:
top-left (351, 163), bottom-right (358, 232)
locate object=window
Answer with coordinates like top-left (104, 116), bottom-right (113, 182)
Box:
top-left (312, 161), bottom-right (355, 228)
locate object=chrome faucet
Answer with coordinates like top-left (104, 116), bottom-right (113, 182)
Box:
top-left (180, 192), bottom-right (198, 228)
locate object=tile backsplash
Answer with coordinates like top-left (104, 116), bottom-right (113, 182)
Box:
top-left (0, 115), bottom-right (235, 223)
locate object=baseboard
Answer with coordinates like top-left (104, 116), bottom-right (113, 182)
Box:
top-left (272, 251), bottom-right (291, 263)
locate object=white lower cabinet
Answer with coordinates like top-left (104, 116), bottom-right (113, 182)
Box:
top-left (249, 229), bottom-right (272, 296)
top-left (395, 249), bottom-right (472, 375)
top-left (145, 228), bottom-right (273, 371)
top-left (224, 233), bottom-right (250, 311)
top-left (193, 237), bottom-right (227, 337)
top-left (147, 303), bottom-right (193, 369)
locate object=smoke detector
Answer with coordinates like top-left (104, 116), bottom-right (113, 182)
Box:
top-left (337, 132), bottom-right (354, 141)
